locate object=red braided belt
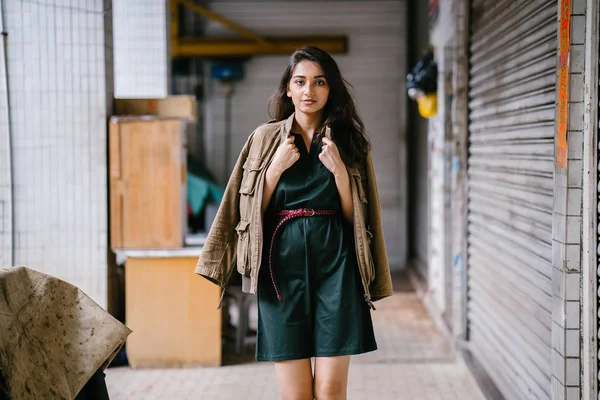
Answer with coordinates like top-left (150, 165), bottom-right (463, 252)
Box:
top-left (269, 208), bottom-right (337, 303)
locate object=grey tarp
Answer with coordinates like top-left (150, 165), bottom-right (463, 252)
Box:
top-left (0, 266), bottom-right (131, 399)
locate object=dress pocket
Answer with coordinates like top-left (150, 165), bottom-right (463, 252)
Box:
top-left (235, 219), bottom-right (250, 275)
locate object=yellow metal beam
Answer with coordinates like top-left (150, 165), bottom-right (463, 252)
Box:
top-left (169, 0), bottom-right (180, 59)
top-left (169, 0), bottom-right (348, 58)
top-left (174, 36), bottom-right (348, 57)
top-left (177, 0), bottom-right (271, 47)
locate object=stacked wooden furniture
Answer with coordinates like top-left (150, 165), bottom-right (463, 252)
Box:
top-left (109, 97), bottom-right (222, 367)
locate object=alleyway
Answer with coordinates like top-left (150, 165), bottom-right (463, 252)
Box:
top-left (105, 275), bottom-right (484, 400)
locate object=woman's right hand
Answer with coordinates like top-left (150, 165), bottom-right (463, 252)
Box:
top-left (269, 136), bottom-right (300, 176)
top-left (262, 136), bottom-right (299, 214)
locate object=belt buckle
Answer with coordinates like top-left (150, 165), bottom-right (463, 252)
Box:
top-left (304, 208), bottom-right (315, 217)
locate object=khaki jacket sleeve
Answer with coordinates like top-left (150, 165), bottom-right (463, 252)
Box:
top-left (194, 133), bottom-right (254, 287)
top-left (365, 152), bottom-right (394, 300)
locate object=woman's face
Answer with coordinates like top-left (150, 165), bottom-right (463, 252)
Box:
top-left (287, 60), bottom-right (330, 117)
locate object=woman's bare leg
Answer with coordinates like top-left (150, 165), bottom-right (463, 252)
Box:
top-left (313, 356), bottom-right (351, 400)
top-left (274, 358), bottom-right (314, 400)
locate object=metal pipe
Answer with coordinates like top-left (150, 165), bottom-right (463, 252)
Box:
top-left (582, 0), bottom-right (599, 397)
top-left (174, 36), bottom-right (347, 58)
top-left (169, 0), bottom-right (179, 60)
top-left (0, 0), bottom-right (14, 266)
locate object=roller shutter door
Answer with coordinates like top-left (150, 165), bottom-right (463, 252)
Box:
top-left (466, 1), bottom-right (556, 399)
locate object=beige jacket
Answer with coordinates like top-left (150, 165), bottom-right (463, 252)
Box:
top-left (195, 113), bottom-right (393, 308)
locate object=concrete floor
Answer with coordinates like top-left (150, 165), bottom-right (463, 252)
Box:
top-left (105, 275), bottom-right (485, 400)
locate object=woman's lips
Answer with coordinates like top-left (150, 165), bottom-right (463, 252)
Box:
top-left (302, 100), bottom-right (316, 105)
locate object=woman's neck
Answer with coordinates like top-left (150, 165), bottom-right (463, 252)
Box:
top-left (292, 111), bottom-right (322, 138)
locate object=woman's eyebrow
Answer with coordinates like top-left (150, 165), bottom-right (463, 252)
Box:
top-left (292, 75), bottom-right (327, 79)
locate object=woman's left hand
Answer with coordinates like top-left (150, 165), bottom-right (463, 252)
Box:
top-left (320, 137), bottom-right (353, 223)
top-left (319, 137), bottom-right (345, 177)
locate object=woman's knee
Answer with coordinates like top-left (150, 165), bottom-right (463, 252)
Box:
top-left (279, 387), bottom-right (314, 400)
top-left (314, 379), bottom-right (345, 400)
top-left (275, 359), bottom-right (314, 400)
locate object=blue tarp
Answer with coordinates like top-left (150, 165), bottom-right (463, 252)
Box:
top-left (187, 172), bottom-right (224, 215)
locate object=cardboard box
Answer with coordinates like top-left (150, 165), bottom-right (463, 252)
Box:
top-left (109, 117), bottom-right (187, 249)
top-left (115, 95), bottom-right (198, 122)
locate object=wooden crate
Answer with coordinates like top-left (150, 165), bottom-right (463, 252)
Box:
top-left (125, 255), bottom-right (222, 367)
top-left (109, 117), bottom-right (187, 249)
top-left (115, 96), bottom-right (197, 122)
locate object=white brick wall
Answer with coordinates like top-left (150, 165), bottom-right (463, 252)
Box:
top-left (1, 0), bottom-right (110, 307)
top-left (112, 0), bottom-right (168, 98)
top-left (582, 0), bottom-right (600, 397)
top-left (551, 0), bottom-right (586, 398)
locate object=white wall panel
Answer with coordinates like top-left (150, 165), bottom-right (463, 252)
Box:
top-left (112, 0), bottom-right (168, 98)
top-left (427, 3), bottom-right (456, 315)
top-left (409, 0), bottom-right (431, 279)
top-left (2, 0), bottom-right (110, 307)
top-left (428, 114), bottom-right (447, 312)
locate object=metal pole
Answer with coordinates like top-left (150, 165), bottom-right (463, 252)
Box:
top-left (582, 0), bottom-right (599, 397)
top-left (224, 91), bottom-right (232, 179)
top-left (0, 0), bottom-right (15, 266)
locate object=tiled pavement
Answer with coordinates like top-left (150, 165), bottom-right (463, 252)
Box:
top-left (105, 277), bottom-right (485, 400)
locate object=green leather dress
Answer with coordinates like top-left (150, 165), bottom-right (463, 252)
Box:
top-left (255, 133), bottom-right (377, 362)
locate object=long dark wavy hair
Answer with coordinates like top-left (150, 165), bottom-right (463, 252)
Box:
top-left (268, 46), bottom-right (370, 166)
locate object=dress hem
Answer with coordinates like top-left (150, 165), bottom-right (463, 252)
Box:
top-left (255, 346), bottom-right (378, 362)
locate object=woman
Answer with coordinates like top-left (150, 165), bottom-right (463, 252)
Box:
top-left (195, 46), bottom-right (393, 400)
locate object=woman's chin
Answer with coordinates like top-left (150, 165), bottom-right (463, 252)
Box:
top-left (295, 104), bottom-right (326, 115)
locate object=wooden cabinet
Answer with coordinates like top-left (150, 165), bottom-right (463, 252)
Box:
top-left (109, 117), bottom-right (187, 249)
top-left (124, 253), bottom-right (222, 367)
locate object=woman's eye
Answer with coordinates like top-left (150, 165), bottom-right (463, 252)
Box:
top-left (295, 80), bottom-right (304, 85)
top-left (316, 80), bottom-right (325, 86)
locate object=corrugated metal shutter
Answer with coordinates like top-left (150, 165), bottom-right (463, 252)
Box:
top-left (204, 1), bottom-right (407, 269)
top-left (466, 1), bottom-right (556, 399)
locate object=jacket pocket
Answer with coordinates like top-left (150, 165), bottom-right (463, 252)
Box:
top-left (239, 157), bottom-right (267, 196)
top-left (235, 219), bottom-right (250, 275)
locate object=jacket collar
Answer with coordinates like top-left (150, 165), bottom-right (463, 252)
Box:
top-left (281, 112), bottom-right (332, 143)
